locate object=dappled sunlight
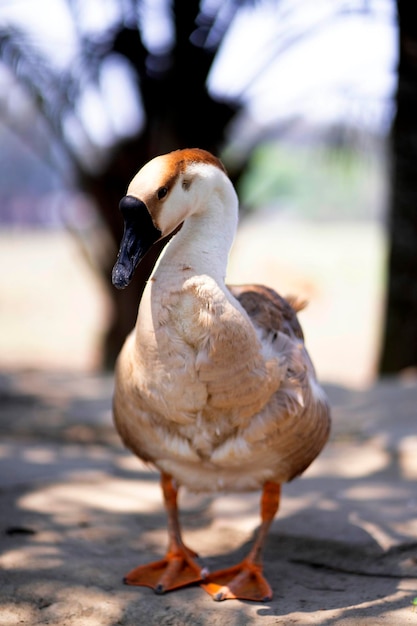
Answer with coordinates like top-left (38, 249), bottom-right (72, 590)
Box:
top-left (297, 589), bottom-right (417, 625)
top-left (209, 493), bottom-right (260, 534)
top-left (0, 440), bottom-right (121, 487)
top-left (343, 484), bottom-right (411, 501)
top-left (351, 590), bottom-right (417, 622)
top-left (7, 579), bottom-right (126, 626)
top-left (348, 512), bottom-right (401, 551)
top-left (1, 545), bottom-right (63, 571)
top-left (21, 447), bottom-right (57, 465)
top-left (1, 369), bottom-right (416, 624)
top-left (0, 603), bottom-right (35, 626)
top-left (114, 454), bottom-right (155, 474)
top-left (256, 571), bottom-right (416, 623)
top-left (275, 490), bottom-right (323, 522)
top-left (316, 498), bottom-right (339, 512)
top-left (398, 436), bottom-right (417, 479)
top-left (29, 585), bottom-right (124, 626)
top-left (19, 477), bottom-right (163, 516)
top-left (395, 519), bottom-right (417, 543)
top-left (304, 441), bottom-right (390, 478)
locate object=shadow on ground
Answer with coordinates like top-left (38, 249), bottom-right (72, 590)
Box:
top-left (0, 370), bottom-right (417, 625)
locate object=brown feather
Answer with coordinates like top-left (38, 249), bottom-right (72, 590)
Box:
top-left (112, 149), bottom-right (331, 494)
top-left (228, 284), bottom-right (305, 341)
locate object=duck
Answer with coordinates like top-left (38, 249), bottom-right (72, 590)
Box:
top-left (111, 147), bottom-right (331, 602)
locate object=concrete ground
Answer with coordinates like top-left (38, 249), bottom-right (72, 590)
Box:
top-left (0, 369), bottom-right (416, 626)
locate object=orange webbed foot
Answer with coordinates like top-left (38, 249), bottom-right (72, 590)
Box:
top-left (200, 559), bottom-right (273, 602)
top-left (124, 546), bottom-right (206, 594)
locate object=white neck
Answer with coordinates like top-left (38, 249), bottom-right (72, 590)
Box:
top-left (134, 175), bottom-right (241, 365)
top-left (153, 176), bottom-right (238, 284)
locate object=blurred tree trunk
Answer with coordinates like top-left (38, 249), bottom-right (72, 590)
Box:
top-left (81, 0), bottom-right (239, 368)
top-left (379, 0), bottom-right (417, 375)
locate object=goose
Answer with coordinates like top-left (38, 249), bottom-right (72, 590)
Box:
top-left (111, 147), bottom-right (331, 602)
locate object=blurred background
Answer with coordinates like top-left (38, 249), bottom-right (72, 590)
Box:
top-left (0, 0), bottom-right (415, 389)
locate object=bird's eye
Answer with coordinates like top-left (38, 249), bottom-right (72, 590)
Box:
top-left (157, 186), bottom-right (168, 200)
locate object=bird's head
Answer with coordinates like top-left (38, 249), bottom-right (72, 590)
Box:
top-left (111, 148), bottom-right (229, 290)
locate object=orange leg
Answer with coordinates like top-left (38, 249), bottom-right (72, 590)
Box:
top-left (201, 481), bottom-right (281, 602)
top-left (124, 472), bottom-right (205, 593)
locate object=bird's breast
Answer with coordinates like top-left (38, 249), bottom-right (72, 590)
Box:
top-left (132, 276), bottom-right (281, 426)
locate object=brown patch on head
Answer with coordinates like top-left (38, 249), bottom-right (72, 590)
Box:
top-left (126, 148), bottom-right (227, 231)
top-left (167, 148), bottom-right (227, 176)
top-left (148, 149), bottom-right (227, 225)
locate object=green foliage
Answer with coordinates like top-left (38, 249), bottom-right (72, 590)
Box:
top-left (238, 141), bottom-right (385, 220)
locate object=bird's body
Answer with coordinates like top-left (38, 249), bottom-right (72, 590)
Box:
top-left (112, 148), bottom-right (330, 602)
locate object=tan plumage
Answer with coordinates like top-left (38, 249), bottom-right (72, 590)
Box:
top-left (112, 148), bottom-right (331, 602)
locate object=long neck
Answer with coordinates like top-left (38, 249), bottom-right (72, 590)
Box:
top-left (134, 174), bottom-right (239, 358)
top-left (153, 179), bottom-right (238, 284)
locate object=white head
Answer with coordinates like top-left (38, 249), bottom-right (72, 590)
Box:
top-left (112, 148), bottom-right (238, 289)
top-left (127, 148), bottom-right (237, 235)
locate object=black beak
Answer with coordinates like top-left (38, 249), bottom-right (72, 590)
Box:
top-left (111, 196), bottom-right (161, 290)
